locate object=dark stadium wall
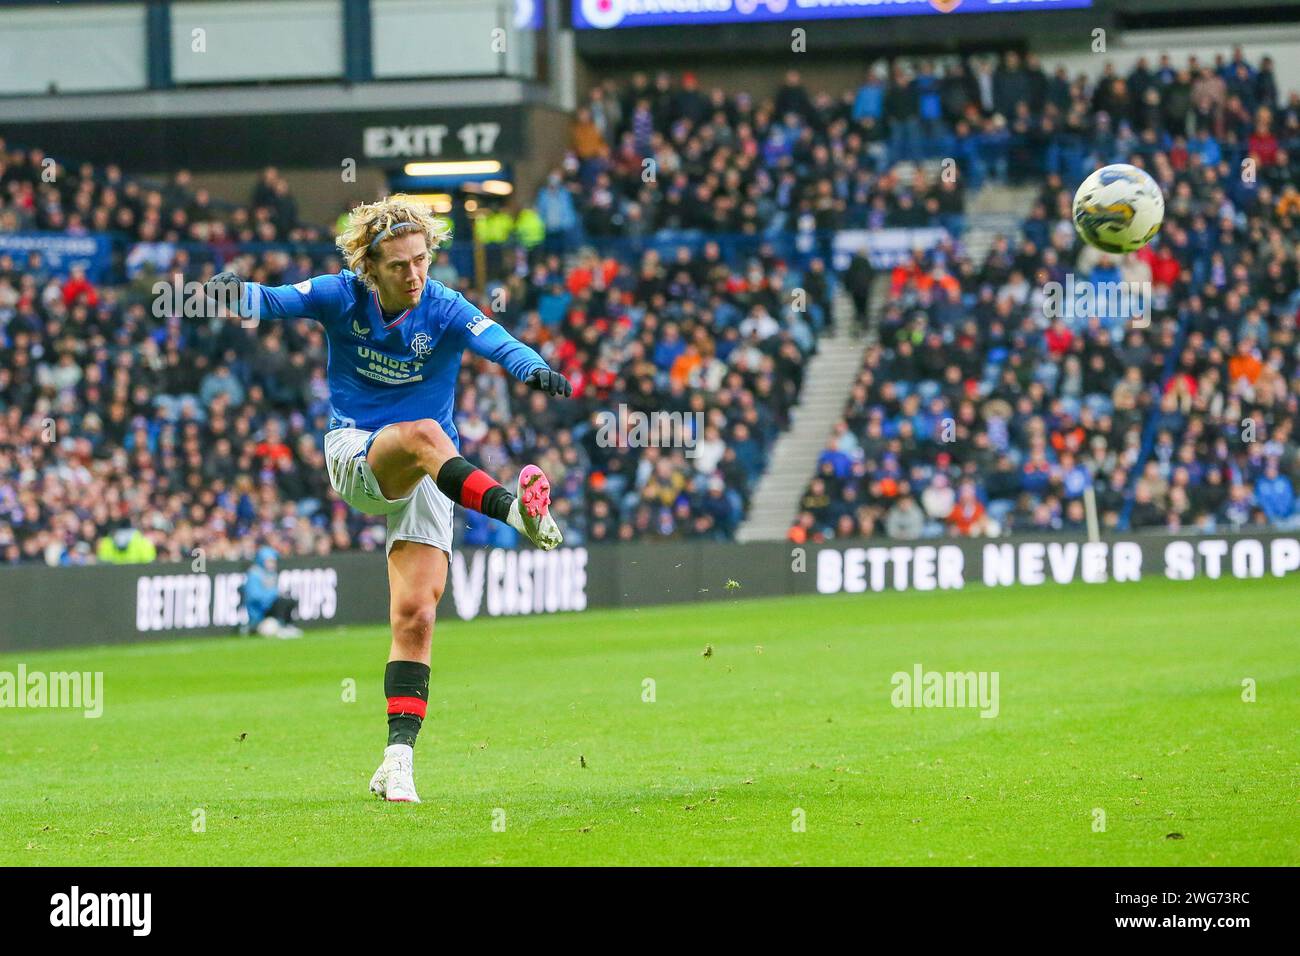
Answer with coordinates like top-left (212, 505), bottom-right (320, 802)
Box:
top-left (1, 107), bottom-right (529, 174)
top-left (1, 533), bottom-right (1296, 652)
top-left (520, 106), bottom-right (575, 200)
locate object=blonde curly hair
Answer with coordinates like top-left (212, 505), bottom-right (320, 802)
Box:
top-left (335, 194), bottom-right (452, 289)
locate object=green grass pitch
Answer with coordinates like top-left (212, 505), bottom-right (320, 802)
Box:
top-left (1, 574), bottom-right (1296, 866)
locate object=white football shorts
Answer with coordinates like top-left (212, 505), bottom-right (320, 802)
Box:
top-left (323, 425), bottom-right (454, 556)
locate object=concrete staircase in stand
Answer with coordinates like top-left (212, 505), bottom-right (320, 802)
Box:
top-left (960, 182), bottom-right (1037, 262)
top-left (735, 288), bottom-right (870, 542)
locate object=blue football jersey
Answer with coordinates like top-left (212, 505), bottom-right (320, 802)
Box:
top-left (243, 271), bottom-right (546, 445)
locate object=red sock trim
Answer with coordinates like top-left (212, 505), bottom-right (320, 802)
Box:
top-left (460, 469), bottom-right (500, 513)
top-left (386, 696), bottom-right (427, 718)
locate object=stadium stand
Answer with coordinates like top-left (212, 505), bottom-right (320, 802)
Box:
top-left (3, 49), bottom-right (1298, 565)
top-left (789, 50), bottom-right (1299, 543)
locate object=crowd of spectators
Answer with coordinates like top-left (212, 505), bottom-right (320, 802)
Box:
top-left (1, 148), bottom-right (321, 249)
top-left (544, 66), bottom-right (968, 254)
top-left (5, 47), bottom-right (1300, 565)
top-left (790, 49), bottom-right (1300, 543)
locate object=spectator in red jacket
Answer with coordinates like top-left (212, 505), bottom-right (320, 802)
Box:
top-left (61, 265), bottom-right (98, 308)
top-left (1150, 245), bottom-right (1180, 287)
top-left (1247, 117), bottom-right (1279, 167)
top-left (253, 419), bottom-right (293, 468)
top-left (1044, 317), bottom-right (1074, 358)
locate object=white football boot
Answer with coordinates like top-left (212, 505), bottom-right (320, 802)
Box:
top-left (506, 464), bottom-right (563, 550)
top-left (368, 743), bottom-right (420, 803)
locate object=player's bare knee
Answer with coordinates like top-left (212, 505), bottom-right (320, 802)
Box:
top-left (392, 600), bottom-right (438, 641)
top-left (406, 418), bottom-right (455, 471)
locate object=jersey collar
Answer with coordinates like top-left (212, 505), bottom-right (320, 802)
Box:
top-left (373, 290), bottom-right (413, 330)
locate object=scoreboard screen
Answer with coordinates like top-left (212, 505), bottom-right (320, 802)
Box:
top-left (574, 0), bottom-right (1093, 30)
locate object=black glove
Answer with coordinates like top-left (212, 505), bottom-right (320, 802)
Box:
top-left (204, 271), bottom-right (244, 307)
top-left (526, 367), bottom-right (572, 397)
top-left (204, 269), bottom-right (243, 299)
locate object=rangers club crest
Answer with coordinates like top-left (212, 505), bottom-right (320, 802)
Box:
top-left (410, 332), bottom-right (432, 358)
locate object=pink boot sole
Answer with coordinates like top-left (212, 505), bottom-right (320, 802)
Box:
top-left (519, 464), bottom-right (552, 519)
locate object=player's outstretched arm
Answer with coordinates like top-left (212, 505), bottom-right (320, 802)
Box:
top-left (204, 270), bottom-right (330, 323)
top-left (456, 305), bottom-right (571, 396)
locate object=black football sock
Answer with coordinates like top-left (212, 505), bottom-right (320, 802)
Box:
top-left (385, 660), bottom-right (430, 748)
top-left (435, 456), bottom-right (514, 522)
